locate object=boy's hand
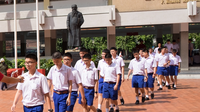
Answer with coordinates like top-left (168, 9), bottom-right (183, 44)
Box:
top-left (11, 104), bottom-right (16, 112)
top-left (114, 85), bottom-right (118, 90)
top-left (66, 97), bottom-right (71, 106)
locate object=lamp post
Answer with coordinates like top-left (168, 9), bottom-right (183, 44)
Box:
top-left (14, 0), bottom-right (17, 68)
top-left (36, 0), bottom-right (40, 69)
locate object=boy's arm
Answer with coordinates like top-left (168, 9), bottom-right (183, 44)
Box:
top-left (44, 93), bottom-right (53, 112)
top-left (1, 75), bottom-right (24, 84)
top-left (126, 69), bottom-right (133, 81)
top-left (94, 80), bottom-right (98, 99)
top-left (78, 83), bottom-right (86, 105)
top-left (11, 90), bottom-right (22, 112)
top-left (121, 66), bottom-right (125, 82)
top-left (114, 74), bottom-right (120, 90)
top-left (66, 80), bottom-right (72, 105)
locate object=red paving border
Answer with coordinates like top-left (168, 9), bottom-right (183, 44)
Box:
top-left (0, 79), bottom-right (200, 112)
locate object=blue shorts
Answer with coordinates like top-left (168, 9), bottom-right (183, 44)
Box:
top-left (53, 90), bottom-right (69, 112)
top-left (79, 88), bottom-right (94, 106)
top-left (66, 91), bottom-right (78, 111)
top-left (23, 105), bottom-right (43, 112)
top-left (169, 65), bottom-right (179, 76)
top-left (156, 66), bottom-right (169, 76)
top-left (132, 75), bottom-right (144, 88)
top-left (144, 73), bottom-right (155, 88)
top-left (98, 77), bottom-right (104, 93)
top-left (103, 82), bottom-right (118, 100)
top-left (118, 75), bottom-right (122, 90)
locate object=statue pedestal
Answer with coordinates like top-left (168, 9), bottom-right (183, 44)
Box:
top-left (65, 49), bottom-right (80, 67)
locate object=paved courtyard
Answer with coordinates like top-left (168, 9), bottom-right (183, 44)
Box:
top-left (0, 79), bottom-right (200, 112)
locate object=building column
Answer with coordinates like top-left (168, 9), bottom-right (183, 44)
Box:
top-left (107, 26), bottom-right (116, 49)
top-left (44, 30), bottom-right (56, 56)
top-left (180, 23), bottom-right (189, 70)
top-left (20, 34), bottom-right (26, 56)
top-left (172, 24), bottom-right (180, 42)
top-left (62, 30), bottom-right (68, 53)
top-left (0, 33), bottom-right (5, 57)
top-left (155, 25), bottom-right (163, 44)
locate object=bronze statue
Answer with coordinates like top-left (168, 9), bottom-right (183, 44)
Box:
top-left (67, 4), bottom-right (84, 49)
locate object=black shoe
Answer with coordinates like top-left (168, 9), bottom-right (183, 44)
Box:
top-left (172, 84), bottom-right (174, 87)
top-left (97, 109), bottom-right (102, 112)
top-left (162, 82), bottom-right (165, 86)
top-left (120, 98), bottom-right (124, 105)
top-left (135, 100), bottom-right (139, 104)
top-left (138, 93), bottom-right (141, 95)
top-left (142, 96), bottom-right (145, 103)
top-left (157, 88), bottom-right (163, 90)
top-left (151, 93), bottom-right (154, 99)
top-left (109, 108), bottom-right (114, 112)
top-left (157, 83), bottom-right (160, 86)
top-left (173, 87), bottom-right (176, 90)
top-left (115, 109), bottom-right (119, 112)
top-left (166, 85), bottom-right (171, 89)
top-left (145, 97), bottom-right (150, 100)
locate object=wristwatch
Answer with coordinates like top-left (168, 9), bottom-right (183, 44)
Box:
top-left (95, 91), bottom-right (98, 94)
top-left (48, 109), bottom-right (53, 112)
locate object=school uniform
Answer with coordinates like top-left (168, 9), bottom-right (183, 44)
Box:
top-left (112, 56), bottom-right (125, 90)
top-left (78, 65), bottom-right (98, 106)
top-left (17, 70), bottom-right (49, 112)
top-left (149, 52), bottom-right (156, 58)
top-left (164, 43), bottom-right (173, 53)
top-left (66, 67), bottom-right (82, 111)
top-left (156, 53), bottom-right (170, 76)
top-left (172, 43), bottom-right (179, 53)
top-left (144, 57), bottom-right (157, 88)
top-left (154, 47), bottom-right (159, 54)
top-left (97, 59), bottom-right (107, 94)
top-left (100, 62), bottom-right (121, 100)
top-left (47, 64), bottom-right (73, 112)
top-left (128, 57), bottom-right (146, 88)
top-left (74, 59), bottom-right (95, 73)
top-left (169, 54), bottom-right (182, 76)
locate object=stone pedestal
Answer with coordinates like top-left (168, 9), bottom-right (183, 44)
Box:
top-left (65, 49), bottom-right (80, 67)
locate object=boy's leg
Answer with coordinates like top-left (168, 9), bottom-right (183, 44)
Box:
top-left (144, 78), bottom-right (149, 100)
top-left (139, 88), bottom-right (145, 102)
top-left (97, 93), bottom-right (103, 110)
top-left (79, 88), bottom-right (88, 112)
top-left (66, 91), bottom-right (78, 112)
top-left (97, 78), bottom-right (104, 111)
top-left (53, 92), bottom-right (59, 112)
top-left (105, 98), bottom-right (110, 112)
top-left (111, 100), bottom-right (119, 111)
top-left (174, 76), bottom-right (177, 89)
top-left (158, 75), bottom-right (164, 90)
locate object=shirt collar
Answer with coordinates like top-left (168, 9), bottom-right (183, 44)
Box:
top-left (112, 55), bottom-right (119, 60)
top-left (54, 63), bottom-right (65, 71)
top-left (134, 57), bottom-right (142, 61)
top-left (26, 70), bottom-right (40, 79)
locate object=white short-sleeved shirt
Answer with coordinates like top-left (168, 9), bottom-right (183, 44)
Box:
top-left (128, 57), bottom-right (146, 75)
top-left (169, 54), bottom-right (182, 66)
top-left (70, 67), bottom-right (82, 91)
top-left (172, 43), bottom-right (179, 52)
top-left (156, 53), bottom-right (170, 67)
top-left (80, 65), bottom-right (98, 87)
top-left (47, 64), bottom-right (73, 91)
top-left (164, 43), bottom-right (173, 53)
top-left (112, 55), bottom-right (125, 68)
top-left (97, 59), bottom-right (107, 77)
top-left (154, 47), bottom-right (159, 54)
top-left (145, 56), bottom-right (157, 73)
top-left (16, 70), bottom-right (49, 106)
top-left (74, 59), bottom-right (95, 73)
top-left (100, 62), bottom-right (121, 82)
top-left (149, 52), bottom-right (156, 58)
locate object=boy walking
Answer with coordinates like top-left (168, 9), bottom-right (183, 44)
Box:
top-left (47, 52), bottom-right (73, 112)
top-left (101, 53), bottom-right (121, 112)
top-left (11, 54), bottom-right (52, 112)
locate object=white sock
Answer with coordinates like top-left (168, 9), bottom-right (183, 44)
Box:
top-left (106, 108), bottom-right (109, 112)
top-left (136, 96), bottom-right (139, 100)
top-left (115, 105), bottom-right (119, 110)
top-left (166, 81), bottom-right (169, 86)
top-left (146, 95), bottom-right (149, 98)
top-left (120, 96), bottom-right (123, 99)
top-left (174, 85), bottom-right (176, 87)
top-left (158, 81), bottom-right (160, 84)
top-left (160, 85), bottom-right (162, 88)
top-left (98, 104), bottom-right (101, 109)
top-left (138, 90), bottom-right (141, 93)
top-left (110, 104), bottom-right (113, 108)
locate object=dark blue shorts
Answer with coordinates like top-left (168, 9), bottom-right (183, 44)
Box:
top-left (79, 88), bottom-right (94, 106)
top-left (103, 82), bottom-right (118, 100)
top-left (23, 105), bottom-right (43, 112)
top-left (156, 66), bottom-right (169, 76)
top-left (118, 75), bottom-right (122, 90)
top-left (169, 65), bottom-right (179, 76)
top-left (66, 91), bottom-right (78, 111)
top-left (132, 75), bottom-right (144, 88)
top-left (144, 73), bottom-right (155, 88)
top-left (98, 77), bottom-right (104, 93)
top-left (53, 90), bottom-right (69, 112)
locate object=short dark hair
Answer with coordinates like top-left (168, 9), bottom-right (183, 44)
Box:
top-left (158, 48), bottom-right (162, 53)
top-left (167, 39), bottom-right (170, 42)
top-left (110, 47), bottom-right (117, 51)
top-left (161, 47), bottom-right (166, 50)
top-left (63, 53), bottom-right (72, 59)
top-left (25, 54), bottom-right (37, 62)
top-left (148, 48), bottom-right (152, 50)
top-left (139, 39), bottom-right (143, 42)
top-left (83, 54), bottom-right (91, 59)
top-left (189, 39), bottom-right (192, 41)
top-left (139, 48), bottom-right (144, 51)
top-left (102, 49), bottom-right (110, 54)
top-left (173, 40), bottom-right (176, 42)
top-left (105, 53), bottom-right (112, 59)
top-left (132, 49), bottom-right (139, 54)
top-left (143, 49), bottom-right (149, 53)
top-left (80, 47), bottom-right (88, 53)
top-left (172, 49), bottom-right (177, 53)
top-left (52, 52), bottom-right (62, 59)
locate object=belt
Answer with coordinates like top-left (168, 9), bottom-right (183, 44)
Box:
top-left (54, 90), bottom-right (69, 94)
top-left (148, 72), bottom-right (153, 74)
top-left (84, 86), bottom-right (94, 89)
top-left (170, 65), bottom-right (178, 66)
top-left (25, 105), bottom-right (43, 108)
top-left (106, 82), bottom-right (116, 84)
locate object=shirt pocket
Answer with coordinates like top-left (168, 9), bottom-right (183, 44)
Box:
top-left (88, 71), bottom-right (95, 80)
top-left (31, 81), bottom-right (40, 90)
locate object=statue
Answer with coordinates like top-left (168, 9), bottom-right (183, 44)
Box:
top-left (67, 4), bottom-right (84, 49)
